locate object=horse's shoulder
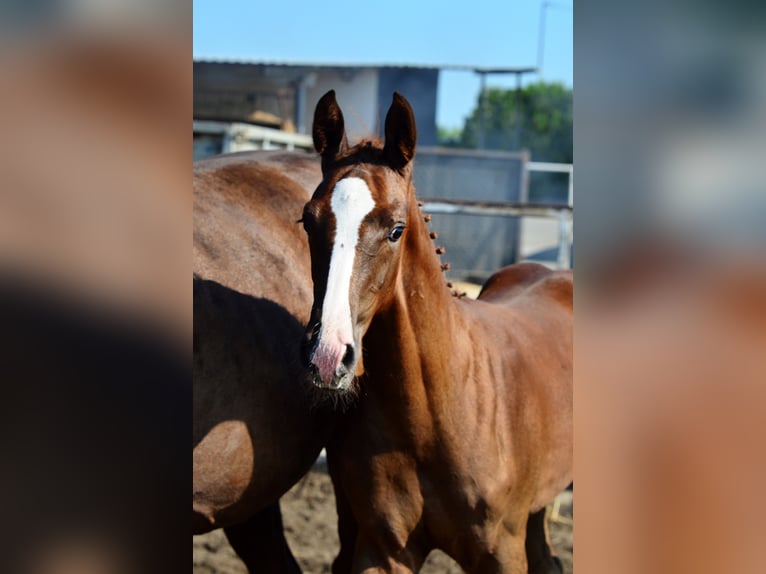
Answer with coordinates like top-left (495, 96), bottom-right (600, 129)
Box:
top-left (194, 152), bottom-right (319, 207)
top-left (193, 153), bottom-right (315, 316)
top-left (478, 263), bottom-right (572, 310)
top-left (532, 269), bottom-right (573, 309)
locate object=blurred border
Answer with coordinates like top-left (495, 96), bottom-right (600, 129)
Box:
top-left (0, 4), bottom-right (190, 573)
top-left (575, 1), bottom-right (766, 573)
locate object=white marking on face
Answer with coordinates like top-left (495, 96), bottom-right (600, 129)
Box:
top-left (313, 177), bottom-right (375, 384)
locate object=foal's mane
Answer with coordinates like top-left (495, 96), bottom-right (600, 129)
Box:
top-left (335, 138), bottom-right (383, 165)
top-left (330, 138), bottom-right (414, 177)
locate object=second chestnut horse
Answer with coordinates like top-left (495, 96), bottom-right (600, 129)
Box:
top-left (194, 150), bottom-right (333, 572)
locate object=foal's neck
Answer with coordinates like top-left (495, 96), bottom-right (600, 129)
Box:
top-left (368, 193), bottom-right (464, 394)
top-left (399, 197), bottom-right (458, 328)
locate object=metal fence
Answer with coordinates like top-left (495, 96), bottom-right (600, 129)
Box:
top-left (413, 147), bottom-right (528, 281)
top-left (419, 157), bottom-right (573, 278)
top-left (192, 125), bottom-right (573, 275)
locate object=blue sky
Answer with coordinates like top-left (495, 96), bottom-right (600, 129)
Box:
top-left (193, 0), bottom-right (572, 129)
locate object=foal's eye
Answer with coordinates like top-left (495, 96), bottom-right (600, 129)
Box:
top-left (387, 224), bottom-right (405, 242)
top-left (299, 213), bottom-right (313, 233)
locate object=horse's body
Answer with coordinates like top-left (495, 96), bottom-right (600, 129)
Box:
top-left (303, 91), bottom-right (573, 573)
top-left (193, 150), bottom-right (332, 572)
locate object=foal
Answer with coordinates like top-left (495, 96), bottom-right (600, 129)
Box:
top-left (302, 91), bottom-right (572, 573)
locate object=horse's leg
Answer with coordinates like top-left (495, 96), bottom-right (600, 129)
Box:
top-left (329, 470), bottom-right (357, 574)
top-left (224, 502), bottom-right (301, 574)
top-left (327, 448), bottom-right (357, 574)
top-left (525, 508), bottom-right (563, 574)
top-left (457, 514), bottom-right (528, 574)
top-left (465, 535), bottom-right (527, 574)
top-left (350, 536), bottom-right (424, 574)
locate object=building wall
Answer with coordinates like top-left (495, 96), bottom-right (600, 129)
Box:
top-left (194, 62), bottom-right (439, 147)
top-left (304, 67), bottom-right (438, 146)
top-left (305, 69), bottom-right (380, 143)
top-left (193, 61), bottom-right (296, 127)
top-left (377, 68), bottom-right (438, 146)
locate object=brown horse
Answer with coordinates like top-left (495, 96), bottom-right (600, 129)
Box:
top-left (193, 150), bottom-right (333, 572)
top-left (302, 91), bottom-right (573, 573)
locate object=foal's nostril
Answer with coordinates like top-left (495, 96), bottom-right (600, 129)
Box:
top-left (341, 344), bottom-right (355, 367)
top-left (302, 322), bottom-right (321, 366)
top-left (301, 338), bottom-right (313, 367)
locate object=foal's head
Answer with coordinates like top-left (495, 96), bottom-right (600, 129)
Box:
top-left (302, 90), bottom-right (417, 391)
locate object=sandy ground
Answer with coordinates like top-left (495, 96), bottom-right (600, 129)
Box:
top-left (193, 464), bottom-right (573, 574)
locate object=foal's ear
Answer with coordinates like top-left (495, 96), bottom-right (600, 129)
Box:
top-left (313, 90), bottom-right (348, 170)
top-left (383, 92), bottom-right (417, 170)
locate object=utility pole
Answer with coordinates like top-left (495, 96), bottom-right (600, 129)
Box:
top-left (477, 72), bottom-right (487, 149)
top-left (537, 1), bottom-right (572, 76)
top-left (537, 1), bottom-right (549, 73)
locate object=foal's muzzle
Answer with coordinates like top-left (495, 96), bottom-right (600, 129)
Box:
top-left (306, 358), bottom-right (354, 391)
top-left (303, 323), bottom-right (356, 391)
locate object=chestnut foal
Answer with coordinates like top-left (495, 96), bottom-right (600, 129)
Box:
top-left (302, 91), bottom-right (572, 573)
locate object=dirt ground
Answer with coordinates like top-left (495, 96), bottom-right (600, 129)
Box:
top-left (193, 463), bottom-right (573, 574)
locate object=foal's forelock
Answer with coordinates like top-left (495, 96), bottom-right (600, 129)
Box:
top-left (312, 176), bottom-right (375, 385)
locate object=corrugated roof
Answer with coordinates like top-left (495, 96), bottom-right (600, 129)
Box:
top-left (193, 58), bottom-right (537, 75)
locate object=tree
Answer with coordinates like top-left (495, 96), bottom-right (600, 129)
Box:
top-left (460, 82), bottom-right (572, 163)
top-left (436, 126), bottom-right (463, 148)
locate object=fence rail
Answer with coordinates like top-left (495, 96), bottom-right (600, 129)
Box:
top-left (422, 197), bottom-right (573, 270)
top-left (422, 198), bottom-right (571, 218)
top-left (193, 120), bottom-right (314, 153)
top-left (527, 161), bottom-right (574, 208)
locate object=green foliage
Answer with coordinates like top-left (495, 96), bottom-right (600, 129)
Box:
top-left (436, 125), bottom-right (463, 148)
top-left (460, 82), bottom-right (573, 163)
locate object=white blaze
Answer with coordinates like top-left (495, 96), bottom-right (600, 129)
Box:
top-left (313, 177), bottom-right (375, 383)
